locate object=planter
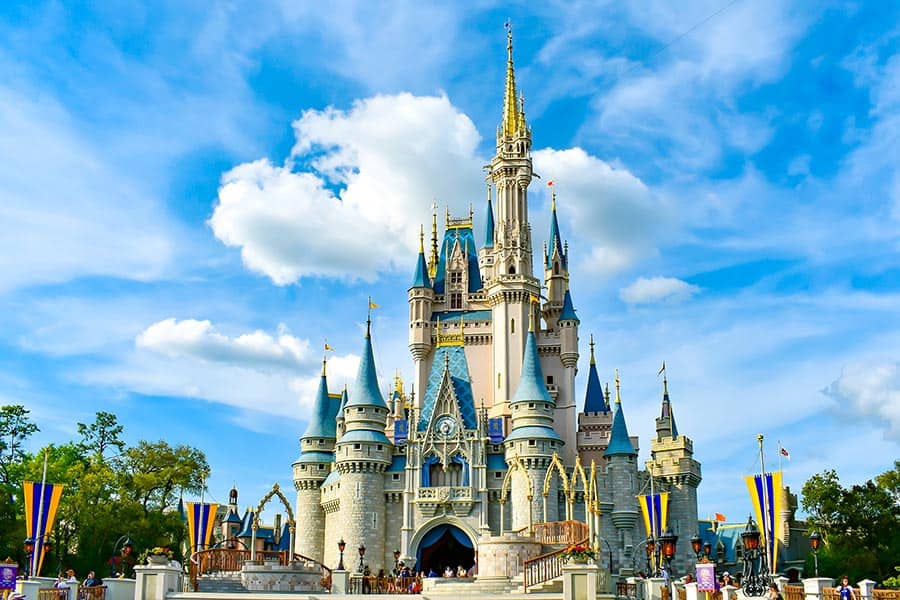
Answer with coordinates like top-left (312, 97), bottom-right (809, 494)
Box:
top-left (570, 556), bottom-right (589, 565)
top-left (147, 555), bottom-right (169, 566)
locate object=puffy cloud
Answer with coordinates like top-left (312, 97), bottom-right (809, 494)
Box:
top-left (209, 93), bottom-right (484, 284)
top-left (534, 147), bottom-right (670, 276)
top-left (824, 361), bottom-right (900, 441)
top-left (137, 318), bottom-right (313, 371)
top-left (619, 276), bottom-right (700, 305)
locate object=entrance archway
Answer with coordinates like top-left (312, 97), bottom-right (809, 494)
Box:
top-left (415, 524), bottom-right (475, 576)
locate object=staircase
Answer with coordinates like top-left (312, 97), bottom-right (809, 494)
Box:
top-left (522, 520), bottom-right (591, 593)
top-left (195, 573), bottom-right (248, 593)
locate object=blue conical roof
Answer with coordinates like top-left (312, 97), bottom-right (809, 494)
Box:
top-left (302, 366), bottom-right (337, 440)
top-left (546, 197), bottom-right (564, 267)
top-left (344, 325), bottom-right (388, 409)
top-left (583, 343), bottom-right (608, 413)
top-left (411, 247), bottom-right (430, 289)
top-left (512, 330), bottom-right (553, 404)
top-left (559, 289), bottom-right (579, 323)
top-left (661, 381), bottom-right (679, 438)
top-left (606, 390), bottom-right (636, 457)
top-left (484, 196), bottom-right (495, 248)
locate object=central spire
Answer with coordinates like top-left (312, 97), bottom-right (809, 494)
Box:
top-left (502, 22), bottom-right (523, 138)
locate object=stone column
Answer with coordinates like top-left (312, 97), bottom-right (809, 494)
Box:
top-left (645, 577), bottom-right (668, 600)
top-left (858, 580), bottom-right (876, 600)
top-left (802, 577), bottom-right (835, 600)
top-left (685, 581), bottom-right (699, 600)
top-left (133, 565), bottom-right (182, 600)
top-left (721, 584), bottom-right (738, 600)
top-left (562, 563), bottom-right (598, 600)
top-left (331, 570), bottom-right (350, 595)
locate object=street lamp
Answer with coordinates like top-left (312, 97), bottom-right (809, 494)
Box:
top-left (703, 542), bottom-right (712, 561)
top-left (601, 538), bottom-right (614, 575)
top-left (337, 539), bottom-right (346, 571)
top-left (645, 536), bottom-right (656, 577)
top-left (809, 532), bottom-right (821, 577)
top-left (690, 534), bottom-right (703, 560)
top-left (740, 516), bottom-right (771, 596)
top-left (658, 528), bottom-right (678, 577)
top-left (393, 549), bottom-right (401, 575)
top-left (23, 538), bottom-right (34, 580)
top-left (357, 544), bottom-right (366, 573)
top-left (110, 535), bottom-right (134, 577)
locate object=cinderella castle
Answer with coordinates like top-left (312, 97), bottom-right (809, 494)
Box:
top-left (289, 29), bottom-right (703, 583)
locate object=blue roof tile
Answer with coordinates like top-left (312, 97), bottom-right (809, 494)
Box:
top-left (344, 327), bottom-right (388, 410)
top-left (512, 330), bottom-right (552, 404)
top-left (559, 289), bottom-right (579, 323)
top-left (432, 226), bottom-right (483, 294)
top-left (302, 370), bottom-right (337, 440)
top-left (583, 344), bottom-right (608, 413)
top-left (418, 345), bottom-right (478, 431)
top-left (605, 393), bottom-right (636, 457)
top-left (486, 454), bottom-right (507, 470)
top-left (483, 196), bottom-right (495, 248)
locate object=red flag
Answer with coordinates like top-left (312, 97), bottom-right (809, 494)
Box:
top-left (714, 512), bottom-right (726, 522)
top-left (780, 447), bottom-right (791, 460)
top-left (547, 180), bottom-right (554, 187)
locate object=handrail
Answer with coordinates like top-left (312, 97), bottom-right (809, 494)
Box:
top-left (532, 520), bottom-right (589, 545)
top-left (522, 536), bottom-right (589, 591)
top-left (187, 548), bottom-right (332, 591)
top-left (292, 552), bottom-right (332, 576)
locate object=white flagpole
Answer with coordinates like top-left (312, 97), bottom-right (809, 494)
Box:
top-left (33, 449), bottom-right (49, 576)
top-left (198, 475), bottom-right (206, 554)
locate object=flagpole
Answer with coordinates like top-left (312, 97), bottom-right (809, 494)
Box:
top-left (757, 434), bottom-right (772, 571)
top-left (198, 474), bottom-right (206, 555)
top-left (33, 449), bottom-right (49, 577)
top-left (777, 440), bottom-right (783, 473)
top-left (649, 463), bottom-right (657, 576)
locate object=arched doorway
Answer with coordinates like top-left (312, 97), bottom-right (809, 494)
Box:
top-left (415, 524), bottom-right (475, 575)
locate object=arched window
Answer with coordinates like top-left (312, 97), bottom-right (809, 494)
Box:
top-left (554, 263), bottom-right (559, 275)
top-left (510, 318), bottom-right (515, 334)
top-left (508, 265), bottom-right (516, 274)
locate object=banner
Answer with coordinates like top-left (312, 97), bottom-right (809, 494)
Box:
top-left (744, 471), bottom-right (783, 572)
top-left (394, 419), bottom-right (408, 443)
top-left (637, 492), bottom-right (669, 538)
top-left (186, 502), bottom-right (219, 552)
top-left (488, 418), bottom-right (504, 444)
top-left (23, 480), bottom-right (64, 577)
top-left (696, 563), bottom-right (717, 592)
top-left (0, 563), bottom-right (17, 590)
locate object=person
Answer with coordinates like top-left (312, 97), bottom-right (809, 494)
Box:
top-left (457, 565), bottom-right (466, 578)
top-left (443, 565), bottom-right (454, 578)
top-left (768, 583), bottom-right (784, 600)
top-left (721, 572), bottom-right (734, 587)
top-left (82, 572), bottom-right (102, 587)
top-left (54, 574), bottom-right (69, 600)
top-left (837, 576), bottom-right (857, 600)
top-left (427, 568), bottom-right (438, 578)
top-left (684, 574), bottom-right (694, 584)
top-left (65, 570), bottom-right (77, 584)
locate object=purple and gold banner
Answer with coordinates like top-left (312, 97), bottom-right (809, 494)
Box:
top-left (744, 471), bottom-right (783, 572)
top-left (637, 492), bottom-right (669, 538)
top-left (23, 481), bottom-right (65, 577)
top-left (186, 502), bottom-right (219, 552)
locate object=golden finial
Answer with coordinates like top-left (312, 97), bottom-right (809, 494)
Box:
top-left (661, 361), bottom-right (669, 396)
top-left (501, 20), bottom-right (520, 138)
top-left (551, 187), bottom-right (557, 212)
top-left (429, 201), bottom-right (439, 278)
top-left (604, 382), bottom-right (611, 404)
top-left (614, 368), bottom-right (621, 404)
top-left (321, 356), bottom-right (327, 376)
top-left (487, 184), bottom-right (492, 202)
top-left (589, 334), bottom-right (595, 365)
top-left (445, 205), bottom-right (450, 227)
top-left (394, 370), bottom-right (403, 395)
top-left (419, 225), bottom-right (425, 253)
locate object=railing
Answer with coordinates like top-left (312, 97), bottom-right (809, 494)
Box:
top-left (874, 591), bottom-right (900, 600)
top-left (785, 584), bottom-right (805, 600)
top-left (38, 590), bottom-right (66, 600)
top-left (188, 548), bottom-right (331, 591)
top-left (617, 581), bottom-right (638, 599)
top-left (662, 586), bottom-right (670, 600)
top-left (77, 587), bottom-right (107, 600)
top-left (522, 535), bottom-right (589, 591)
top-left (678, 587), bottom-right (687, 600)
top-left (824, 589), bottom-right (860, 600)
top-left (416, 487), bottom-right (473, 501)
top-left (348, 575), bottom-right (423, 594)
top-left (531, 520), bottom-right (589, 546)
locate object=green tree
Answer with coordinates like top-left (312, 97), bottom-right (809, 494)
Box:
top-left (77, 411), bottom-right (125, 461)
top-left (0, 405), bottom-right (39, 561)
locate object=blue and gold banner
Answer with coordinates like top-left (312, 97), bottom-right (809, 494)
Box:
top-left (488, 418), bottom-right (504, 443)
top-left (394, 419), bottom-right (408, 443)
top-left (637, 492), bottom-right (669, 538)
top-left (744, 471), bottom-right (783, 572)
top-left (23, 481), bottom-right (64, 577)
top-left (186, 502), bottom-right (219, 552)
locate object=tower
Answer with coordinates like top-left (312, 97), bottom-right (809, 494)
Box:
top-left (292, 358), bottom-right (337, 562)
top-left (646, 370), bottom-right (702, 575)
top-left (487, 25), bottom-right (542, 416)
top-left (543, 189), bottom-right (569, 327)
top-left (605, 372), bottom-right (640, 573)
top-left (478, 185), bottom-right (497, 282)
top-left (334, 319), bottom-right (391, 572)
top-left (576, 336), bottom-right (613, 467)
top-left (504, 316), bottom-right (563, 529)
top-left (408, 227), bottom-right (434, 401)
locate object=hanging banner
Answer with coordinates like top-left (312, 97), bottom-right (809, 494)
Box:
top-left (0, 563), bottom-right (17, 589)
top-left (744, 471), bottom-right (783, 573)
top-left (696, 563), bottom-right (717, 592)
top-left (637, 492), bottom-right (670, 538)
top-left (186, 502), bottom-right (219, 552)
top-left (394, 419), bottom-right (408, 444)
top-left (23, 480), bottom-right (65, 577)
top-left (488, 418), bottom-right (504, 443)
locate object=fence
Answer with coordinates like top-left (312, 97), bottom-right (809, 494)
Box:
top-left (348, 576), bottom-right (422, 594)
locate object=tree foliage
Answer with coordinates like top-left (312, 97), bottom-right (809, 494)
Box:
top-left (0, 407), bottom-right (208, 578)
top-left (801, 463), bottom-right (900, 584)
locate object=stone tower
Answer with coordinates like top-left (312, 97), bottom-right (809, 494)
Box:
top-left (408, 229), bottom-right (434, 397)
top-left (646, 371), bottom-right (702, 575)
top-left (292, 360), bottom-right (337, 562)
top-left (334, 321), bottom-right (391, 572)
top-left (504, 316), bottom-right (564, 529)
top-left (605, 373), bottom-right (640, 573)
top-left (576, 337), bottom-right (613, 467)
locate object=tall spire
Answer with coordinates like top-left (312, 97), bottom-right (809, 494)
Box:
top-left (512, 329), bottom-right (552, 404)
top-left (428, 202), bottom-right (439, 278)
top-left (605, 369), bottom-right (636, 456)
top-left (411, 225), bottom-right (431, 289)
top-left (582, 334), bottom-right (608, 413)
top-left (656, 362), bottom-right (679, 439)
top-left (501, 22), bottom-right (526, 138)
top-left (301, 362), bottom-right (336, 440)
top-left (559, 288), bottom-right (579, 322)
top-left (483, 185), bottom-right (495, 248)
top-left (344, 318), bottom-right (388, 410)
top-left (547, 187), bottom-right (564, 266)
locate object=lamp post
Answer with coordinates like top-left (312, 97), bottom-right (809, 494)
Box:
top-left (740, 515), bottom-right (770, 596)
top-left (357, 544), bottom-right (366, 574)
top-left (110, 535), bottom-right (134, 577)
top-left (23, 537), bottom-right (34, 580)
top-left (601, 538), bottom-right (614, 575)
top-left (809, 532), bottom-right (821, 577)
top-left (337, 539), bottom-right (346, 571)
top-left (393, 549), bottom-right (401, 575)
top-left (703, 542), bottom-right (712, 561)
top-left (658, 528), bottom-right (678, 578)
top-left (690, 534), bottom-right (703, 561)
top-left (645, 536), bottom-right (656, 577)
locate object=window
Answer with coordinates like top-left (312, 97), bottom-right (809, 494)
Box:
top-left (450, 271), bottom-right (462, 285)
top-left (354, 443), bottom-right (361, 450)
top-left (376, 445), bottom-right (383, 451)
top-left (392, 473), bottom-right (400, 481)
top-left (528, 440), bottom-right (536, 446)
top-left (450, 293), bottom-right (462, 309)
top-left (318, 464), bottom-right (325, 470)
top-left (508, 265), bottom-right (516, 274)
top-left (357, 407), bottom-right (364, 412)
top-left (318, 439), bottom-right (325, 445)
top-left (300, 465), bottom-right (306, 470)
top-left (494, 472), bottom-right (503, 479)
top-left (547, 376), bottom-right (554, 385)
top-left (510, 318), bottom-right (515, 334)
top-left (554, 263), bottom-right (559, 275)
top-left (529, 403), bottom-right (535, 408)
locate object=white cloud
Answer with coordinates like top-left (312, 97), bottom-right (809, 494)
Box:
top-left (534, 147), bottom-right (670, 276)
top-left (209, 93), bottom-right (484, 284)
top-left (137, 318), bottom-right (314, 371)
top-left (824, 361), bottom-right (900, 441)
top-left (619, 276), bottom-right (700, 305)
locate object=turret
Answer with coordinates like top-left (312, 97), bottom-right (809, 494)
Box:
top-left (655, 364), bottom-right (679, 440)
top-left (409, 227), bottom-right (435, 404)
top-left (575, 336), bottom-right (613, 467)
top-left (543, 188), bottom-right (570, 330)
top-left (505, 316), bottom-right (562, 527)
top-left (604, 371), bottom-right (640, 571)
top-left (335, 316), bottom-right (391, 572)
top-left (292, 358), bottom-right (337, 562)
top-left (478, 185), bottom-right (497, 282)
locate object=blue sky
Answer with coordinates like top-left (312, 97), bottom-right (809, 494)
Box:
top-left (3, 1), bottom-right (899, 524)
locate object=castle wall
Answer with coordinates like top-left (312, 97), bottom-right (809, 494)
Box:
top-left (337, 472), bottom-right (386, 572)
top-left (293, 482), bottom-right (325, 562)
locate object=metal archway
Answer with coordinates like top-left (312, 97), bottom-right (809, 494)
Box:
top-left (250, 483), bottom-right (296, 560)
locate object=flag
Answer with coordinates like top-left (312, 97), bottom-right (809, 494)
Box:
top-left (186, 502), bottom-right (219, 553)
top-left (780, 446), bottom-right (791, 461)
top-left (23, 481), bottom-right (64, 577)
top-left (547, 180), bottom-right (554, 187)
top-left (658, 361), bottom-right (666, 377)
top-left (369, 300), bottom-right (379, 309)
top-left (529, 294), bottom-right (540, 304)
top-left (324, 342), bottom-right (334, 352)
top-left (637, 492), bottom-right (669, 538)
top-left (714, 512), bottom-right (727, 522)
top-left (745, 471), bottom-right (784, 572)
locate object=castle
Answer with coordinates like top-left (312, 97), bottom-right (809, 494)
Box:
top-left (289, 29), bottom-right (702, 580)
